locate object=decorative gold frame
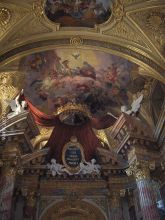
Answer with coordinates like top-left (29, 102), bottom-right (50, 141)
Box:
top-left (62, 137), bottom-right (85, 174)
top-left (41, 0), bottom-right (114, 32)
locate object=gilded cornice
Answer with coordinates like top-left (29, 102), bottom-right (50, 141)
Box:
top-left (0, 0), bottom-right (164, 83)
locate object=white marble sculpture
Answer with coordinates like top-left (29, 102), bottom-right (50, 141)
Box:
top-left (78, 159), bottom-right (101, 175)
top-left (47, 159), bottom-right (65, 176)
top-left (6, 89), bottom-right (27, 119)
top-left (121, 94), bottom-right (143, 116)
top-left (47, 158), bottom-right (101, 176)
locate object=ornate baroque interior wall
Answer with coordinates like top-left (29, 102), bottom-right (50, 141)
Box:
top-left (0, 0), bottom-right (165, 220)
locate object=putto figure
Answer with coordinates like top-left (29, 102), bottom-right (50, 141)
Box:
top-left (47, 158), bottom-right (101, 176)
top-left (47, 159), bottom-right (65, 176)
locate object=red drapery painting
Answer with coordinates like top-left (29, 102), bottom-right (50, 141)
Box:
top-left (26, 98), bottom-right (116, 162)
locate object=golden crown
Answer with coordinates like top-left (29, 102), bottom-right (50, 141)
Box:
top-left (56, 102), bottom-right (91, 118)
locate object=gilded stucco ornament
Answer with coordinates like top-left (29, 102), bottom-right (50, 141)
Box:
top-left (32, 0), bottom-right (45, 19)
top-left (146, 11), bottom-right (165, 47)
top-left (0, 158), bottom-right (23, 176)
top-left (96, 130), bottom-right (110, 148)
top-left (0, 144), bottom-right (23, 176)
top-left (112, 0), bottom-right (124, 22)
top-left (130, 8), bottom-right (165, 54)
top-left (126, 160), bottom-right (155, 181)
top-left (0, 7), bottom-right (11, 27)
top-left (134, 168), bottom-right (150, 181)
top-left (0, 71), bottom-right (25, 117)
top-left (70, 36), bottom-right (83, 47)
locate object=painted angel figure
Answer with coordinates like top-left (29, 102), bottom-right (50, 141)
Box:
top-left (121, 94), bottom-right (143, 116)
top-left (6, 89), bottom-right (27, 119)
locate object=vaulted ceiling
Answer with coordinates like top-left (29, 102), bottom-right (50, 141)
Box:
top-left (0, 0), bottom-right (164, 147)
top-left (0, 0), bottom-right (164, 81)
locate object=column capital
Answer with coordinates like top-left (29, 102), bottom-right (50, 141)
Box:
top-left (126, 160), bottom-right (155, 181)
top-left (0, 156), bottom-right (23, 176)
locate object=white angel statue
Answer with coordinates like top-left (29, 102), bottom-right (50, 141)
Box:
top-left (6, 89), bottom-right (27, 119)
top-left (121, 94), bottom-right (143, 116)
top-left (47, 159), bottom-right (65, 176)
top-left (78, 159), bottom-right (101, 175)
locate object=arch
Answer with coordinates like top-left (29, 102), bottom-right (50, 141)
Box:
top-left (39, 199), bottom-right (108, 220)
top-left (0, 37), bottom-right (164, 84)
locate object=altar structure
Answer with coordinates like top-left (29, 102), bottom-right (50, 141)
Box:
top-left (0, 0), bottom-right (165, 220)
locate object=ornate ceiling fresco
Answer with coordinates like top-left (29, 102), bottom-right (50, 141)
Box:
top-left (0, 0), bottom-right (164, 133)
top-left (0, 0), bottom-right (164, 86)
top-left (45, 0), bottom-right (112, 27)
top-left (20, 49), bottom-right (134, 116)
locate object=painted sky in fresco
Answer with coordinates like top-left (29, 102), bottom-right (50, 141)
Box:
top-left (20, 49), bottom-right (134, 116)
top-left (45, 0), bottom-right (112, 27)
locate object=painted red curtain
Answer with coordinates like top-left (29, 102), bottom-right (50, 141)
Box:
top-left (25, 98), bottom-right (116, 161)
top-left (26, 98), bottom-right (116, 129)
top-left (45, 119), bottom-right (101, 162)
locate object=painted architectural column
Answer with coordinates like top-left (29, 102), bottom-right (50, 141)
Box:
top-left (109, 192), bottom-right (123, 220)
top-left (126, 161), bottom-right (160, 220)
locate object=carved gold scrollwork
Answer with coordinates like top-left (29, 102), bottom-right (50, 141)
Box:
top-left (135, 167), bottom-right (150, 181)
top-left (146, 11), bottom-right (165, 47)
top-left (0, 71), bottom-right (25, 117)
top-left (0, 7), bottom-right (11, 27)
top-left (112, 0), bottom-right (124, 22)
top-left (70, 36), bottom-right (83, 47)
top-left (32, 0), bottom-right (45, 19)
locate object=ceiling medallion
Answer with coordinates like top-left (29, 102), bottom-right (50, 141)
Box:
top-left (0, 7), bottom-right (11, 26)
top-left (146, 12), bottom-right (165, 31)
top-left (70, 36), bottom-right (83, 47)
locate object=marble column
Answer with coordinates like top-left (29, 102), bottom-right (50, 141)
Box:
top-left (110, 192), bottom-right (123, 220)
top-left (127, 163), bottom-right (160, 220)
